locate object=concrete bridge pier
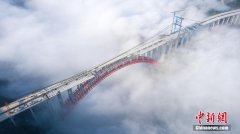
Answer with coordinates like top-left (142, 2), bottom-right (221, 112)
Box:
top-left (67, 88), bottom-right (75, 104)
top-left (10, 116), bottom-right (17, 127)
top-left (30, 108), bottom-right (39, 123)
top-left (223, 17), bottom-right (228, 25)
top-left (208, 22), bottom-right (214, 31)
top-left (77, 84), bottom-right (84, 93)
top-left (57, 91), bottom-right (64, 108)
top-left (235, 15), bottom-right (240, 24)
top-left (154, 46), bottom-right (161, 61)
top-left (167, 41), bottom-right (175, 54)
top-left (44, 95), bottom-right (57, 120)
top-left (152, 48), bottom-right (159, 60)
top-left (146, 51), bottom-right (152, 59)
top-left (178, 36), bottom-right (185, 48)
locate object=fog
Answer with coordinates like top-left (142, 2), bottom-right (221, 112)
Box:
top-left (0, 0), bottom-right (239, 134)
top-left (0, 0), bottom-right (228, 97)
top-left (47, 25), bottom-right (240, 134)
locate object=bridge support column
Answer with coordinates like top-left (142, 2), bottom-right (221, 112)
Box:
top-left (164, 44), bottom-right (170, 55)
top-left (77, 84), bottom-right (84, 98)
top-left (80, 84), bottom-right (86, 97)
top-left (175, 37), bottom-right (181, 49)
top-left (231, 16), bottom-right (235, 24)
top-left (219, 18), bottom-right (223, 25)
top-left (233, 15), bottom-right (238, 24)
top-left (217, 19), bottom-right (221, 26)
top-left (168, 42), bottom-right (174, 53)
top-left (236, 15), bottom-right (240, 25)
top-left (179, 36), bottom-right (185, 47)
top-left (180, 32), bottom-right (187, 47)
top-left (77, 85), bottom-right (80, 92)
top-left (175, 37), bottom-right (182, 49)
top-left (213, 20), bottom-right (217, 27)
top-left (222, 18), bottom-right (226, 25)
top-left (175, 38), bottom-right (180, 49)
top-left (10, 116), bottom-right (17, 127)
top-left (229, 16), bottom-right (234, 24)
top-left (144, 52), bottom-right (147, 57)
top-left (213, 20), bottom-right (218, 27)
top-left (44, 95), bottom-right (57, 119)
top-left (208, 23), bottom-right (213, 31)
top-left (176, 38), bottom-right (181, 48)
top-left (226, 17), bottom-right (231, 24)
top-left (233, 15), bottom-right (239, 25)
top-left (155, 46), bottom-right (161, 60)
top-left (209, 21), bottom-right (217, 30)
top-left (158, 44), bottom-right (167, 61)
top-left (224, 17), bottom-right (229, 24)
top-left (155, 46), bottom-right (161, 61)
top-left (152, 48), bottom-right (158, 60)
top-left (235, 15), bottom-right (240, 24)
top-left (237, 15), bottom-right (240, 25)
top-left (77, 84), bottom-right (84, 91)
top-left (185, 34), bottom-right (191, 46)
top-left (147, 51), bottom-right (152, 59)
top-left (30, 108), bottom-right (39, 123)
top-left (68, 88), bottom-right (75, 103)
top-left (150, 50), bottom-right (154, 59)
top-left (57, 91), bottom-right (64, 108)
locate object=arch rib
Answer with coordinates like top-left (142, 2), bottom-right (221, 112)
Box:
top-left (64, 56), bottom-right (157, 110)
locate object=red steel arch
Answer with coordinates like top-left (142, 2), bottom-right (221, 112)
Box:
top-left (64, 56), bottom-right (157, 110)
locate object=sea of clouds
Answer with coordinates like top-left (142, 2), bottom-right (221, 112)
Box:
top-left (0, 0), bottom-right (239, 134)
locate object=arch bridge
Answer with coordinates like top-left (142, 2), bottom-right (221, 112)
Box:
top-left (0, 9), bottom-right (240, 125)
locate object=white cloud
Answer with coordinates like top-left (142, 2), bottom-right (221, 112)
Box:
top-left (0, 0), bottom-right (238, 134)
top-left (68, 26), bottom-right (239, 134)
top-left (0, 0), bottom-right (229, 81)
